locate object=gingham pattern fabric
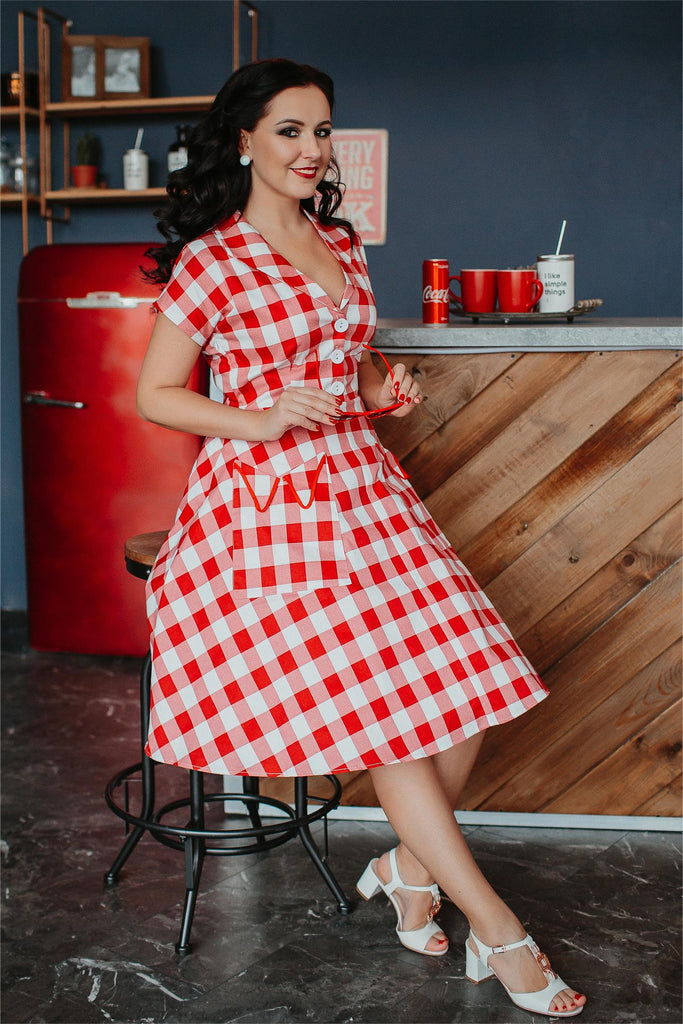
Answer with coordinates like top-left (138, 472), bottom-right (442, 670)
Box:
top-left (231, 453), bottom-right (350, 595)
top-left (145, 211), bottom-right (547, 776)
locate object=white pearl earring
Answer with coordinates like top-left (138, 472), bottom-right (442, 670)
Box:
top-left (239, 154), bottom-right (251, 166)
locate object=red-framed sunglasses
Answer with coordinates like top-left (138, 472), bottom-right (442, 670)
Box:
top-left (315, 343), bottom-right (404, 419)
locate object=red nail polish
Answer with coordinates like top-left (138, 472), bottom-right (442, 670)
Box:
top-left (394, 382), bottom-right (400, 392)
top-left (406, 397), bottom-right (412, 403)
top-left (399, 393), bottom-right (405, 401)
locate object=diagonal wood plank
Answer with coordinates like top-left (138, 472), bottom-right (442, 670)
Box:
top-left (374, 352), bottom-right (519, 461)
top-left (485, 420), bottom-right (681, 635)
top-left (338, 769), bottom-right (378, 806)
top-left (540, 701), bottom-right (682, 814)
top-left (425, 350), bottom-right (675, 547)
top-left (400, 352), bottom-right (583, 496)
top-left (632, 774), bottom-right (682, 817)
top-left (460, 360), bottom-right (681, 586)
top-left (463, 560), bottom-right (682, 808)
top-left (517, 502), bottom-right (681, 673)
top-left (472, 641), bottom-right (681, 812)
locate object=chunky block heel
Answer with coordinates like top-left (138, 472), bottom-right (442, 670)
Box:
top-left (464, 930), bottom-right (584, 1017)
top-left (355, 848), bottom-right (448, 957)
top-left (466, 940), bottom-right (494, 983)
top-left (355, 860), bottom-right (382, 900)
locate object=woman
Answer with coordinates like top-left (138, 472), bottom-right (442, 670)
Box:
top-left (137, 58), bottom-right (586, 1018)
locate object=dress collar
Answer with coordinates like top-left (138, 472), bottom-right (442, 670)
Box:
top-left (212, 209), bottom-right (353, 309)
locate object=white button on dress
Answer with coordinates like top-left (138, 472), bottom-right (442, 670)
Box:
top-left (328, 381), bottom-right (345, 396)
top-left (334, 318), bottom-right (349, 333)
top-left (331, 349), bottom-right (345, 364)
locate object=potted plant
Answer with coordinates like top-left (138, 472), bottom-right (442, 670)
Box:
top-left (71, 132), bottom-right (100, 188)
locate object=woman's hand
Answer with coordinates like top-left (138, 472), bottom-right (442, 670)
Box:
top-left (375, 362), bottom-right (423, 418)
top-left (260, 386), bottom-right (339, 440)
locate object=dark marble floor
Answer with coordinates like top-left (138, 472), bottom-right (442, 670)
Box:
top-left (1, 613), bottom-right (681, 1024)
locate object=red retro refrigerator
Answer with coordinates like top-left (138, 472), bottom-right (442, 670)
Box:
top-left (18, 243), bottom-right (204, 655)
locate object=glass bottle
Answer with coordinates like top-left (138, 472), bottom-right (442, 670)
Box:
top-left (167, 125), bottom-right (190, 174)
top-left (0, 137), bottom-right (14, 192)
top-left (10, 150), bottom-right (38, 194)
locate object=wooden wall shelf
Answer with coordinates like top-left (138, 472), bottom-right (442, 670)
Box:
top-left (1, 192), bottom-right (40, 206)
top-left (46, 187), bottom-right (167, 204)
top-left (5, 3), bottom-right (258, 245)
top-left (46, 96), bottom-right (214, 118)
top-left (1, 106), bottom-right (40, 120)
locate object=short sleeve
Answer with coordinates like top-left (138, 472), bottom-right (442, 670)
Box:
top-left (154, 237), bottom-right (232, 348)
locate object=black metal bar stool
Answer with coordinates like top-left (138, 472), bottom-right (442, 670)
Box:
top-left (104, 531), bottom-right (350, 956)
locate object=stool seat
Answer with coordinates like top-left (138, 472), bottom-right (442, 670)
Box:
top-left (106, 531), bottom-right (349, 956)
top-left (124, 531), bottom-right (168, 580)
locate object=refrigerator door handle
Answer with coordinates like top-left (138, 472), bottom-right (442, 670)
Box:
top-left (24, 390), bottom-right (87, 410)
top-left (66, 292), bottom-right (154, 309)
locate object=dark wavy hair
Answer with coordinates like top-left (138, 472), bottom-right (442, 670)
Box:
top-left (144, 58), bottom-right (356, 284)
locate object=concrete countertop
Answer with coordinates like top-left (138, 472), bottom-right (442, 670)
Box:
top-left (374, 317), bottom-right (682, 353)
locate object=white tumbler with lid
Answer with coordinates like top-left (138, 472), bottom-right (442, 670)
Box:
top-left (536, 254), bottom-right (575, 313)
top-left (123, 148), bottom-right (149, 190)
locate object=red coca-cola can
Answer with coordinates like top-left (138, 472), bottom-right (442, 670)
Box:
top-left (422, 259), bottom-right (453, 324)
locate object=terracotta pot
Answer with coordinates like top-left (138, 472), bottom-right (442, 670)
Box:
top-left (71, 165), bottom-right (97, 188)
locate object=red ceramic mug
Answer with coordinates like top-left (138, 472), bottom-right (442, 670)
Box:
top-left (451, 269), bottom-right (498, 314)
top-left (497, 269), bottom-right (544, 313)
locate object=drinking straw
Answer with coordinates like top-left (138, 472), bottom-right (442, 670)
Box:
top-left (555, 219), bottom-right (567, 255)
top-left (134, 129), bottom-right (144, 150)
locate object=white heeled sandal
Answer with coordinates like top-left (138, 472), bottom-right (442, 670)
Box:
top-left (465, 930), bottom-right (584, 1017)
top-left (356, 847), bottom-right (448, 957)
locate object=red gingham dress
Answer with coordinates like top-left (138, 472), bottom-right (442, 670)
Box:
top-left (145, 210), bottom-right (547, 776)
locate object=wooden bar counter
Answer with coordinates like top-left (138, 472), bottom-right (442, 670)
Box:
top-left (271, 319), bottom-right (682, 820)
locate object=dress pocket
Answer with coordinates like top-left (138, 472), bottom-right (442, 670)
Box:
top-left (231, 453), bottom-right (351, 595)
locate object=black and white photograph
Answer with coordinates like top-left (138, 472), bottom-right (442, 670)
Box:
top-left (104, 46), bottom-right (141, 94)
top-left (61, 34), bottom-right (150, 102)
top-left (69, 43), bottom-right (96, 97)
top-left (61, 35), bottom-right (98, 101)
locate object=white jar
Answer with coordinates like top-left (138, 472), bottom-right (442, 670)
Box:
top-left (535, 254), bottom-right (575, 313)
top-left (123, 148), bottom-right (149, 190)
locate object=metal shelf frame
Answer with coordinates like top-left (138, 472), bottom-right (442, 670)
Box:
top-left (1, 9), bottom-right (45, 253)
top-left (13, 2), bottom-right (259, 240)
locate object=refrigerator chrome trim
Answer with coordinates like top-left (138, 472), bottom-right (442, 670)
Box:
top-left (66, 292), bottom-right (155, 309)
top-left (24, 390), bottom-right (86, 409)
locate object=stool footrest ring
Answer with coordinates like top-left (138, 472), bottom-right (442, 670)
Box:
top-left (105, 762), bottom-right (341, 852)
top-left (104, 638), bottom-right (351, 953)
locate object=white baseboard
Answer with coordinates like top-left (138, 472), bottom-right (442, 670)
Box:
top-left (323, 806), bottom-right (682, 833)
top-left (221, 778), bottom-right (681, 833)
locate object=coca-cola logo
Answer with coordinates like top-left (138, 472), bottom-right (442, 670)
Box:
top-left (423, 285), bottom-right (450, 303)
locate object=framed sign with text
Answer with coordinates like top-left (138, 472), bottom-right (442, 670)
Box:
top-left (333, 129), bottom-right (388, 245)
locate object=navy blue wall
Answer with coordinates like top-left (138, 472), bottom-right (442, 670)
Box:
top-left (2, 0), bottom-right (681, 608)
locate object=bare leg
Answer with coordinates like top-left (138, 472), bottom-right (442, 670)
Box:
top-left (373, 733), bottom-right (485, 952)
top-left (369, 750), bottom-right (586, 1014)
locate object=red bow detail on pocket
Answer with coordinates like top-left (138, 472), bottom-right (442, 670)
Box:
top-left (233, 454), bottom-right (328, 513)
